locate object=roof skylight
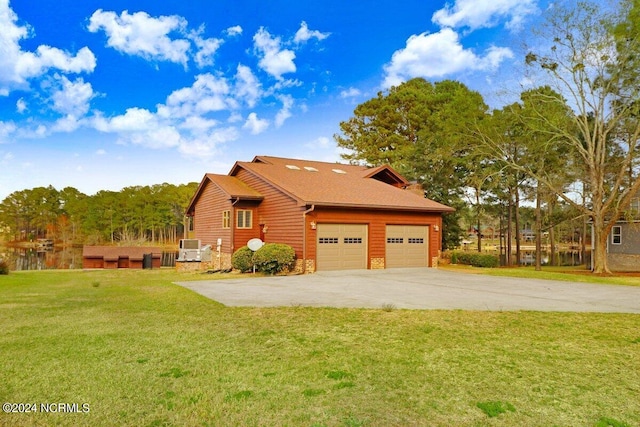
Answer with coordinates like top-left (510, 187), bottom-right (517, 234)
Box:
top-left (332, 168), bottom-right (347, 174)
top-left (304, 166), bottom-right (318, 172)
top-left (286, 164), bottom-right (301, 170)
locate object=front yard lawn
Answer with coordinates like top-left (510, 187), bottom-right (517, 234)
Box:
top-left (1, 269), bottom-right (638, 426)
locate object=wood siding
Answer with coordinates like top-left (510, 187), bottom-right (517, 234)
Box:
top-left (233, 168), bottom-right (305, 256)
top-left (192, 180), bottom-right (233, 253)
top-left (305, 208), bottom-right (443, 267)
top-left (232, 200), bottom-right (261, 251)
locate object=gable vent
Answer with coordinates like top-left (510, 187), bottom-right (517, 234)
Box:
top-left (332, 168), bottom-right (347, 174)
top-left (286, 164), bottom-right (301, 170)
top-left (304, 166), bottom-right (318, 172)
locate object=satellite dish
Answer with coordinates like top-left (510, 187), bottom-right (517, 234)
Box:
top-left (247, 238), bottom-right (264, 251)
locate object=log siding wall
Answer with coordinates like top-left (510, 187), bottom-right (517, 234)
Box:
top-left (233, 168), bottom-right (305, 256)
top-left (192, 180), bottom-right (232, 253)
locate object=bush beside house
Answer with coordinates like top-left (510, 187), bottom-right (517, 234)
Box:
top-left (232, 243), bottom-right (296, 275)
top-left (449, 251), bottom-right (499, 268)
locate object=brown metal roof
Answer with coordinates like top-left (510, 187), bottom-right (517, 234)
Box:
top-left (205, 174), bottom-right (264, 200)
top-left (229, 156), bottom-right (454, 212)
top-left (186, 173), bottom-right (263, 215)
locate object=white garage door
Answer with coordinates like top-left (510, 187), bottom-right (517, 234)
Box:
top-left (317, 224), bottom-right (367, 271)
top-left (386, 225), bottom-right (429, 268)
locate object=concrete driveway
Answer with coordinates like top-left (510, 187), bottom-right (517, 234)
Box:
top-left (175, 268), bottom-right (640, 313)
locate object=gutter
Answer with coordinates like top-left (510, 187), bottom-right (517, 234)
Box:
top-left (302, 204), bottom-right (315, 273)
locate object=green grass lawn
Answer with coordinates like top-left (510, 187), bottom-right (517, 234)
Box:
top-left (442, 264), bottom-right (640, 287)
top-left (1, 269), bottom-right (639, 426)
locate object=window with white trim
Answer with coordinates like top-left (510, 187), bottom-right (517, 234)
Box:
top-left (611, 225), bottom-right (622, 245)
top-left (236, 210), bottom-right (252, 229)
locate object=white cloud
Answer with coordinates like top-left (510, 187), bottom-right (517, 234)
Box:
top-left (94, 107), bottom-right (158, 133)
top-left (16, 98), bottom-right (27, 113)
top-left (91, 74), bottom-right (242, 158)
top-left (274, 94), bottom-right (293, 128)
top-left (96, 149), bottom-right (106, 155)
top-left (432, 0), bottom-right (536, 31)
top-left (243, 112), bottom-right (269, 135)
top-left (340, 87), bottom-right (361, 99)
top-left (0, 2), bottom-right (95, 94)
top-left (294, 21), bottom-right (330, 44)
top-left (158, 73), bottom-right (233, 119)
top-left (50, 76), bottom-right (95, 117)
top-left (234, 64), bottom-right (262, 107)
top-left (191, 25), bottom-right (223, 68)
top-left (226, 25), bottom-right (243, 36)
top-left (180, 116), bottom-right (219, 132)
top-left (88, 9), bottom-right (191, 65)
top-left (0, 121), bottom-right (16, 143)
top-left (253, 27), bottom-right (296, 80)
top-left (382, 28), bottom-right (513, 88)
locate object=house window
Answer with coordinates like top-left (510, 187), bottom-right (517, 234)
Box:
top-left (631, 198), bottom-right (640, 215)
top-left (611, 226), bottom-right (622, 245)
top-left (222, 210), bottom-right (230, 229)
top-left (237, 210), bottom-right (252, 229)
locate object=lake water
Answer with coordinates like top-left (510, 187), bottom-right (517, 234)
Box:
top-left (0, 245), bottom-right (178, 271)
top-left (0, 246), bottom-right (83, 270)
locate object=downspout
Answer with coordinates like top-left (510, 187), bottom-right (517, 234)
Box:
top-left (302, 204), bottom-right (315, 273)
top-left (231, 197), bottom-right (241, 253)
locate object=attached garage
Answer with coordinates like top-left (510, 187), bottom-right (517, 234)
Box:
top-left (316, 223), bottom-right (367, 270)
top-left (385, 225), bottom-right (429, 268)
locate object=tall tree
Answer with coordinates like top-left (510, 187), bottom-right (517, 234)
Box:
top-left (499, 0), bottom-right (640, 273)
top-left (335, 78), bottom-right (488, 248)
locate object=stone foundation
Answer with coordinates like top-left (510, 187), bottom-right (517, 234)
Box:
top-left (370, 257), bottom-right (385, 269)
top-left (431, 257), bottom-right (439, 268)
top-left (176, 261), bottom-right (210, 272)
top-left (293, 259), bottom-right (315, 274)
top-left (176, 252), bottom-right (232, 272)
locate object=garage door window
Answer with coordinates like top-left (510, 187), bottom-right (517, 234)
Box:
top-left (408, 238), bottom-right (424, 244)
top-left (344, 237), bottom-right (362, 244)
top-left (387, 237), bottom-right (403, 243)
top-left (319, 237), bottom-right (338, 244)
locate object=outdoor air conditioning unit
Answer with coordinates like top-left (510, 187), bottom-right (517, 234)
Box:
top-left (178, 239), bottom-right (201, 262)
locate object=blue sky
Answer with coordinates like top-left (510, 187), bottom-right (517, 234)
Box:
top-left (0, 0), bottom-right (546, 200)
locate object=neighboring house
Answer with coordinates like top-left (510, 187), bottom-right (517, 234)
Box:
top-left (185, 155), bottom-right (454, 272)
top-left (600, 196), bottom-right (640, 272)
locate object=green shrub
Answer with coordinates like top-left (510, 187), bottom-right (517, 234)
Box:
top-left (231, 246), bottom-right (254, 272)
top-left (252, 243), bottom-right (296, 275)
top-left (451, 251), bottom-right (499, 268)
top-left (0, 259), bottom-right (8, 275)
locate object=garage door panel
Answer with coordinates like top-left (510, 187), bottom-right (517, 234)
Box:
top-left (386, 225), bottom-right (428, 268)
top-left (317, 224), bottom-right (367, 271)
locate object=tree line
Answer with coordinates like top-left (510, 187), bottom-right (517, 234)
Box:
top-left (0, 183), bottom-right (198, 247)
top-left (335, 0), bottom-right (640, 274)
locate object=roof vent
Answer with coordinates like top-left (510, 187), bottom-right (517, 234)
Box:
top-left (286, 164), bottom-right (300, 170)
top-left (304, 166), bottom-right (318, 172)
top-left (332, 168), bottom-right (347, 174)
